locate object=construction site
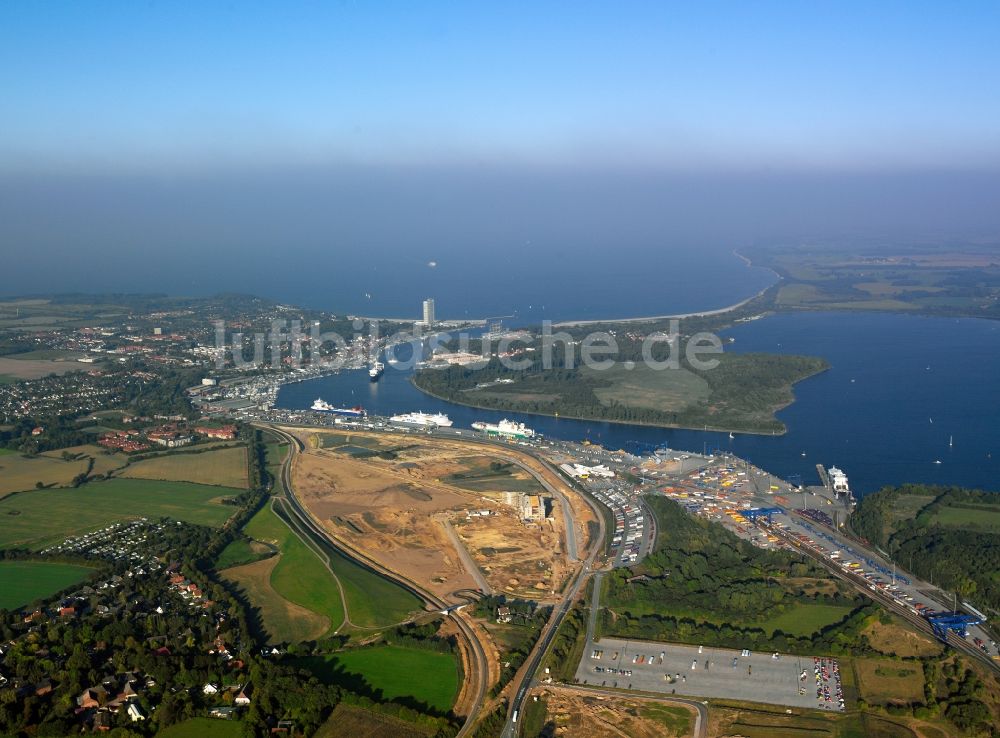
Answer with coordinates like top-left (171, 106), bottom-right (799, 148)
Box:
top-left (288, 429), bottom-right (589, 604)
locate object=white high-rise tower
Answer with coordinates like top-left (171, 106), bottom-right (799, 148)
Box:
top-left (422, 298), bottom-right (435, 326)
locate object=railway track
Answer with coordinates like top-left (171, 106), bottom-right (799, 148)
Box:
top-left (770, 522), bottom-right (1000, 677)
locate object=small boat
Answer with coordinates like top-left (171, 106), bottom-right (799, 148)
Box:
top-left (728, 432), bottom-right (735, 440)
top-left (933, 459), bottom-right (942, 465)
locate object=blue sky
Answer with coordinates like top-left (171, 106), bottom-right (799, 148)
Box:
top-left (2, 1), bottom-right (999, 173)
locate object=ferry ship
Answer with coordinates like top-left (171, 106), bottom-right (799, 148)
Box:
top-left (471, 419), bottom-right (535, 439)
top-left (389, 411), bottom-right (453, 427)
top-left (827, 465), bottom-right (850, 495)
top-left (827, 465), bottom-right (856, 505)
top-left (311, 398), bottom-right (366, 417)
top-left (368, 360), bottom-right (384, 381)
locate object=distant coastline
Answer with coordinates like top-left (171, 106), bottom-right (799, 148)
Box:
top-left (553, 250), bottom-right (781, 327)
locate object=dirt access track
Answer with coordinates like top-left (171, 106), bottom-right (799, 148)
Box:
top-left (287, 428), bottom-right (596, 605)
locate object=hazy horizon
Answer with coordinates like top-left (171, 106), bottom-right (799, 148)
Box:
top-left (2, 3), bottom-right (1000, 309)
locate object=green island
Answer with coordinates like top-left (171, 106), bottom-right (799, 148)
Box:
top-left (851, 484), bottom-right (1000, 613)
top-left (414, 350), bottom-right (828, 435)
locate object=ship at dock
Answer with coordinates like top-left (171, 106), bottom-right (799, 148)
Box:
top-left (471, 419), bottom-right (536, 438)
top-left (818, 464), bottom-right (855, 506)
top-left (311, 398), bottom-right (366, 417)
top-left (368, 360), bottom-right (384, 381)
top-left (389, 411), bottom-right (453, 427)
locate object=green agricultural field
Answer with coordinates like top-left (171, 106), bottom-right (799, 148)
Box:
top-left (270, 501), bottom-right (420, 629)
top-left (224, 555), bottom-right (330, 642)
top-left (121, 445), bottom-right (249, 489)
top-left (759, 603), bottom-right (855, 637)
top-left (234, 501), bottom-right (420, 634)
top-left (0, 560), bottom-right (95, 610)
top-left (315, 704), bottom-right (434, 738)
top-left (155, 717), bottom-right (245, 738)
top-left (263, 440), bottom-right (289, 494)
top-left (931, 504), bottom-right (1000, 531)
top-left (0, 478), bottom-right (239, 549)
top-left (297, 645), bottom-right (459, 714)
top-left (224, 503), bottom-right (344, 640)
top-left (215, 537), bottom-right (272, 569)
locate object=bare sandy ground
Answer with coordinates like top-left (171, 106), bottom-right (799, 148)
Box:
top-left (291, 430), bottom-right (581, 604)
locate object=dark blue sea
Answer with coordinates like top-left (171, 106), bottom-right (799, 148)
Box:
top-left (276, 310), bottom-right (1000, 496)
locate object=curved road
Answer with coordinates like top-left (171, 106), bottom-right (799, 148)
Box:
top-left (263, 422), bottom-right (611, 737)
top-left (261, 425), bottom-right (491, 737)
top-left (499, 465), bottom-right (608, 737)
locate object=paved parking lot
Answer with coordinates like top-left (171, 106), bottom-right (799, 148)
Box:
top-left (575, 637), bottom-right (844, 711)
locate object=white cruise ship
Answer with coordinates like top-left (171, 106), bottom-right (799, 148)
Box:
top-left (389, 411), bottom-right (453, 427)
top-left (471, 419), bottom-right (535, 439)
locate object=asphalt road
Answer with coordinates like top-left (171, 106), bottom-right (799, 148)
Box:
top-left (500, 471), bottom-right (607, 738)
top-left (263, 424), bottom-right (491, 737)
top-left (440, 517), bottom-right (494, 595)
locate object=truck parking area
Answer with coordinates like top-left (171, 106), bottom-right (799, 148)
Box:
top-left (575, 637), bottom-right (845, 711)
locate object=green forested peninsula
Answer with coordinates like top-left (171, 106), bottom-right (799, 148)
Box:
top-left (414, 349), bottom-right (827, 434)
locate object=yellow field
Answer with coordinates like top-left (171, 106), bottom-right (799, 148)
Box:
top-left (854, 658), bottom-right (926, 706)
top-left (121, 446), bottom-right (249, 488)
top-left (862, 617), bottom-right (943, 658)
top-left (0, 453), bottom-right (91, 498)
top-left (40, 445), bottom-right (129, 477)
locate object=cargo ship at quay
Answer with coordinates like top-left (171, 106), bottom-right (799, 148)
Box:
top-left (471, 418), bottom-right (536, 439)
top-left (311, 398), bottom-right (366, 417)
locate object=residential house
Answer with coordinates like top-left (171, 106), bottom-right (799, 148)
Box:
top-left (77, 686), bottom-right (108, 709)
top-left (127, 703), bottom-right (145, 722)
top-left (234, 684), bottom-right (253, 706)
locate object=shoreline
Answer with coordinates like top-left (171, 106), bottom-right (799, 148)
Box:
top-left (553, 249), bottom-right (781, 327)
top-left (408, 376), bottom-right (793, 437)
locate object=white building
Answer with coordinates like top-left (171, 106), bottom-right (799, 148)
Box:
top-left (422, 298), bottom-right (435, 326)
